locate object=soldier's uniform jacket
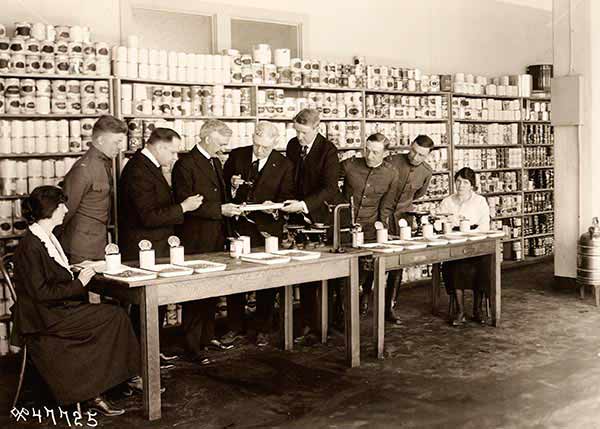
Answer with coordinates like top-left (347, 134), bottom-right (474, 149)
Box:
top-left (60, 145), bottom-right (113, 262)
top-left (341, 157), bottom-right (399, 241)
top-left (386, 153), bottom-right (433, 234)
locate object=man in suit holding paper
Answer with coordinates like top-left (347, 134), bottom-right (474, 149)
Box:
top-left (172, 119), bottom-right (242, 364)
top-left (281, 108), bottom-right (341, 343)
top-left (223, 121), bottom-right (295, 346)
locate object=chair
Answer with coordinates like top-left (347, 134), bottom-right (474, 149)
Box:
top-left (0, 253), bottom-right (25, 409)
top-left (0, 253), bottom-right (81, 413)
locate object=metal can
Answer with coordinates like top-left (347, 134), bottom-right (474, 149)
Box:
top-left (25, 55), bottom-right (41, 73)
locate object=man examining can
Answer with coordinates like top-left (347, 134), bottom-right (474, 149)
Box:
top-left (385, 134), bottom-right (434, 324)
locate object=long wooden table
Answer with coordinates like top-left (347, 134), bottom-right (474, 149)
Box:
top-left (371, 237), bottom-right (502, 359)
top-left (92, 249), bottom-right (367, 421)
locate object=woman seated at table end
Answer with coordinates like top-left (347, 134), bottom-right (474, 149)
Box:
top-left (437, 167), bottom-right (491, 326)
top-left (12, 185), bottom-right (143, 416)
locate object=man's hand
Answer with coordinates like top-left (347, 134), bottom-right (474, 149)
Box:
top-left (222, 203), bottom-right (243, 217)
top-left (231, 175), bottom-right (245, 189)
top-left (261, 200), bottom-right (277, 216)
top-left (281, 200), bottom-right (305, 213)
top-left (181, 194), bottom-right (204, 212)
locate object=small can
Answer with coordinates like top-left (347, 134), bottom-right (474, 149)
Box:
top-left (81, 80), bottom-right (95, 96)
top-left (68, 41), bottom-right (83, 56)
top-left (5, 94), bottom-right (20, 113)
top-left (10, 38), bottom-right (25, 54)
top-left (10, 54), bottom-right (26, 73)
top-left (40, 54), bottom-right (55, 74)
top-left (82, 43), bottom-right (96, 56)
top-left (55, 54), bottom-right (70, 75)
top-left (35, 79), bottom-right (51, 96)
top-left (66, 98), bottom-right (81, 114)
top-left (25, 39), bottom-right (40, 54)
top-left (66, 80), bottom-right (81, 98)
top-left (51, 80), bottom-right (67, 99)
top-left (82, 56), bottom-right (97, 75)
top-left (55, 39), bottom-right (69, 55)
top-left (81, 96), bottom-right (96, 114)
top-left (55, 25), bottom-right (70, 40)
top-left (19, 79), bottom-right (35, 97)
top-left (51, 99), bottom-right (68, 114)
top-left (69, 55), bottom-right (83, 75)
top-left (26, 55), bottom-right (41, 73)
top-left (229, 239), bottom-right (243, 259)
top-left (0, 37), bottom-right (9, 55)
top-left (35, 96), bottom-right (50, 114)
top-left (15, 23), bottom-right (32, 38)
top-left (40, 41), bottom-right (55, 55)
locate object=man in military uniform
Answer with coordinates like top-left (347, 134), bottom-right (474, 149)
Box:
top-left (385, 134), bottom-right (434, 324)
top-left (342, 133), bottom-right (400, 320)
top-left (60, 115), bottom-right (127, 263)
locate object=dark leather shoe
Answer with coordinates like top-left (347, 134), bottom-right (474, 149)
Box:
top-left (127, 376), bottom-right (166, 394)
top-left (208, 339), bottom-right (234, 351)
top-left (256, 333), bottom-right (269, 347)
top-left (86, 396), bottom-right (125, 417)
top-left (385, 310), bottom-right (402, 325)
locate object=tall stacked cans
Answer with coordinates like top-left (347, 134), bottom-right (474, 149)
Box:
top-left (0, 22), bottom-right (110, 76)
top-left (122, 83), bottom-right (252, 118)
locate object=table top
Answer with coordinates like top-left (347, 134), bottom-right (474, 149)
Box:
top-left (95, 247), bottom-right (371, 288)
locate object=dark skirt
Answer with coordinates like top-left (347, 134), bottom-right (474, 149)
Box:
top-left (442, 256), bottom-right (489, 294)
top-left (26, 302), bottom-right (140, 405)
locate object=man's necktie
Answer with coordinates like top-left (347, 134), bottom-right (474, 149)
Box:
top-left (249, 159), bottom-right (260, 183)
top-left (211, 157), bottom-right (226, 202)
top-left (296, 145), bottom-right (308, 197)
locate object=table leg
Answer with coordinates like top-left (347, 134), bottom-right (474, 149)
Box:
top-left (345, 257), bottom-right (360, 367)
top-left (139, 287), bottom-right (161, 421)
top-left (282, 285), bottom-right (294, 351)
top-left (490, 242), bottom-right (502, 326)
top-left (318, 280), bottom-right (328, 344)
top-left (373, 256), bottom-right (385, 360)
top-left (431, 263), bottom-right (441, 316)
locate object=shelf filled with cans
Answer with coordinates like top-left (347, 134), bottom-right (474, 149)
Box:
top-left (0, 71), bottom-right (115, 241)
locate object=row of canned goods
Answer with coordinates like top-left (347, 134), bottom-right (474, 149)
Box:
top-left (121, 83), bottom-right (252, 117)
top-left (0, 78), bottom-right (109, 115)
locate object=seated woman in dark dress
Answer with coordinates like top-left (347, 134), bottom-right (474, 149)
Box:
top-left (437, 168), bottom-right (491, 326)
top-left (12, 186), bottom-right (141, 416)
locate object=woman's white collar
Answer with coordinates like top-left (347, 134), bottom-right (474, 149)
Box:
top-left (29, 223), bottom-right (74, 279)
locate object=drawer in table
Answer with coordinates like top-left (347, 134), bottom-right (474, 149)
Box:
top-left (399, 247), bottom-right (450, 266)
top-left (450, 241), bottom-right (495, 258)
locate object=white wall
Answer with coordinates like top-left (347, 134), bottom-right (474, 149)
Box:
top-left (4, 0), bottom-right (552, 75)
top-left (553, 0), bottom-right (600, 279)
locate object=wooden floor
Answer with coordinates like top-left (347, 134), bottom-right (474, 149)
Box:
top-left (3, 261), bottom-right (600, 428)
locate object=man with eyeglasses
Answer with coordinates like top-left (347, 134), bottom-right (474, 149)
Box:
top-left (222, 121), bottom-right (295, 347)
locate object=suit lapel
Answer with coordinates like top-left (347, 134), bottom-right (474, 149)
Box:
top-left (191, 146), bottom-right (219, 187)
top-left (254, 150), bottom-right (278, 192)
top-left (138, 151), bottom-right (171, 191)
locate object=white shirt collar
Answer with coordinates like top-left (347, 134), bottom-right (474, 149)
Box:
top-left (195, 144), bottom-right (212, 160)
top-left (29, 222), bottom-right (74, 279)
top-left (251, 153), bottom-right (270, 172)
top-left (141, 147), bottom-right (161, 168)
top-left (300, 133), bottom-right (319, 156)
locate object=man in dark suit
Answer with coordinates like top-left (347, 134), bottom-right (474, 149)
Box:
top-left (172, 119), bottom-right (242, 363)
top-left (223, 121), bottom-right (295, 347)
top-left (118, 128), bottom-right (203, 364)
top-left (118, 128), bottom-right (203, 260)
top-left (281, 108), bottom-right (341, 342)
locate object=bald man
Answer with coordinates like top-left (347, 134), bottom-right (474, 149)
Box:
top-left (223, 121), bottom-right (295, 346)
